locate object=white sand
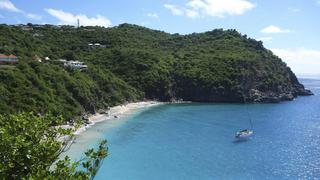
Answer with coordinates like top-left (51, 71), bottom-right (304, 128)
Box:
top-left (59, 101), bottom-right (163, 136)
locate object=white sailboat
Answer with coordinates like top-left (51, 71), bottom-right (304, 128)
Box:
top-left (235, 129), bottom-right (253, 139)
top-left (235, 105), bottom-right (254, 139)
top-left (235, 80), bottom-right (254, 139)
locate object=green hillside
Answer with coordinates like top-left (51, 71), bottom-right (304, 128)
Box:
top-left (0, 23), bottom-right (312, 120)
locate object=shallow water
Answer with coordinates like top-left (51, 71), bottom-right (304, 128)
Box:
top-left (64, 79), bottom-right (320, 179)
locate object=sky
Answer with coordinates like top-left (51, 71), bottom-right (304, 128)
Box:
top-left (0, 0), bottom-right (319, 77)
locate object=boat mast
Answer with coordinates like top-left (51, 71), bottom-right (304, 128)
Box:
top-left (242, 68), bottom-right (253, 130)
top-left (246, 102), bottom-right (253, 130)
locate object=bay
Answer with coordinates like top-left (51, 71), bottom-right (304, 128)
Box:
top-left (65, 79), bottom-right (320, 179)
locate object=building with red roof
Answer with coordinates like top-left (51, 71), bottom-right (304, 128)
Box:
top-left (0, 54), bottom-right (19, 64)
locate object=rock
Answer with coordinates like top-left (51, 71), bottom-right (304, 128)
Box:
top-left (297, 89), bottom-right (314, 96)
top-left (82, 114), bottom-right (89, 121)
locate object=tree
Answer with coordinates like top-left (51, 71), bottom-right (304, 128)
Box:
top-left (0, 113), bottom-right (108, 179)
top-left (62, 50), bottom-right (76, 60)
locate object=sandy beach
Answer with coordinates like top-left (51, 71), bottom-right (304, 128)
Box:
top-left (60, 101), bottom-right (163, 137)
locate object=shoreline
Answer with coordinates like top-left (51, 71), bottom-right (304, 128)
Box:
top-left (74, 101), bottom-right (164, 135)
top-left (57, 101), bottom-right (164, 146)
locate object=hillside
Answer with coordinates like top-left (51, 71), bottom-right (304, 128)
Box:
top-left (0, 23), bottom-right (312, 120)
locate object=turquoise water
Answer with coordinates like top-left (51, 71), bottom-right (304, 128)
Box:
top-left (65, 79), bottom-right (320, 179)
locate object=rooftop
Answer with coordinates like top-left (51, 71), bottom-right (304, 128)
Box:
top-left (0, 54), bottom-right (18, 58)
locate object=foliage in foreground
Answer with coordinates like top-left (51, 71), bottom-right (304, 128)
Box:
top-left (0, 113), bottom-right (108, 179)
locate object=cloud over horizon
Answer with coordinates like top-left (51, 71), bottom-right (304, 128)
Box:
top-left (45, 9), bottom-right (111, 27)
top-left (165, 0), bottom-right (255, 18)
top-left (147, 13), bottom-right (159, 18)
top-left (272, 48), bottom-right (320, 76)
top-left (26, 13), bottom-right (42, 20)
top-left (261, 25), bottom-right (291, 34)
top-left (164, 4), bottom-right (185, 16)
top-left (257, 36), bottom-right (272, 42)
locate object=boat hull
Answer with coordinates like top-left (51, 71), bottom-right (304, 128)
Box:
top-left (235, 130), bottom-right (253, 139)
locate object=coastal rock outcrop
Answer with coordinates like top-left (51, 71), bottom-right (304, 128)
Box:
top-left (248, 87), bottom-right (312, 103)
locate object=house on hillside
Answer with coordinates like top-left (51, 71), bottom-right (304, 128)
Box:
top-left (20, 25), bottom-right (33, 31)
top-left (83, 28), bottom-right (96, 32)
top-left (0, 54), bottom-right (18, 64)
top-left (88, 43), bottom-right (106, 49)
top-left (33, 55), bottom-right (42, 62)
top-left (63, 60), bottom-right (88, 71)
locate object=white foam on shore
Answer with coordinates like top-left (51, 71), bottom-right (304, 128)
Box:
top-left (59, 101), bottom-right (163, 137)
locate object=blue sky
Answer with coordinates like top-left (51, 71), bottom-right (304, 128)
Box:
top-left (0, 0), bottom-right (319, 77)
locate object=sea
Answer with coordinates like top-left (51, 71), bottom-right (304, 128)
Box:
top-left (63, 79), bottom-right (320, 180)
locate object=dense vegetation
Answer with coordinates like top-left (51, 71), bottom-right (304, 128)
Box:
top-left (0, 113), bottom-right (107, 179)
top-left (0, 23), bottom-right (313, 179)
top-left (0, 23), bottom-right (311, 120)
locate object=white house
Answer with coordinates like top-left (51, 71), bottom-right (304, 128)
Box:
top-left (88, 42), bottom-right (106, 49)
top-left (64, 60), bottom-right (88, 70)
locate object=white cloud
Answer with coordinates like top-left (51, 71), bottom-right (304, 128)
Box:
top-left (165, 0), bottom-right (255, 18)
top-left (185, 9), bottom-right (199, 18)
top-left (147, 13), bottom-right (159, 18)
top-left (164, 4), bottom-right (199, 18)
top-left (0, 0), bottom-right (21, 12)
top-left (45, 9), bottom-right (112, 27)
top-left (187, 0), bottom-right (255, 17)
top-left (257, 36), bottom-right (272, 42)
top-left (140, 21), bottom-right (150, 26)
top-left (0, 0), bottom-right (42, 20)
top-left (261, 25), bottom-right (291, 34)
top-left (26, 13), bottom-right (42, 20)
top-left (271, 48), bottom-right (320, 76)
top-left (164, 4), bottom-right (184, 16)
top-left (288, 7), bottom-right (300, 13)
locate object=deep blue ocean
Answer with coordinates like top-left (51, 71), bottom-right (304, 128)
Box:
top-left (65, 79), bottom-right (320, 179)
